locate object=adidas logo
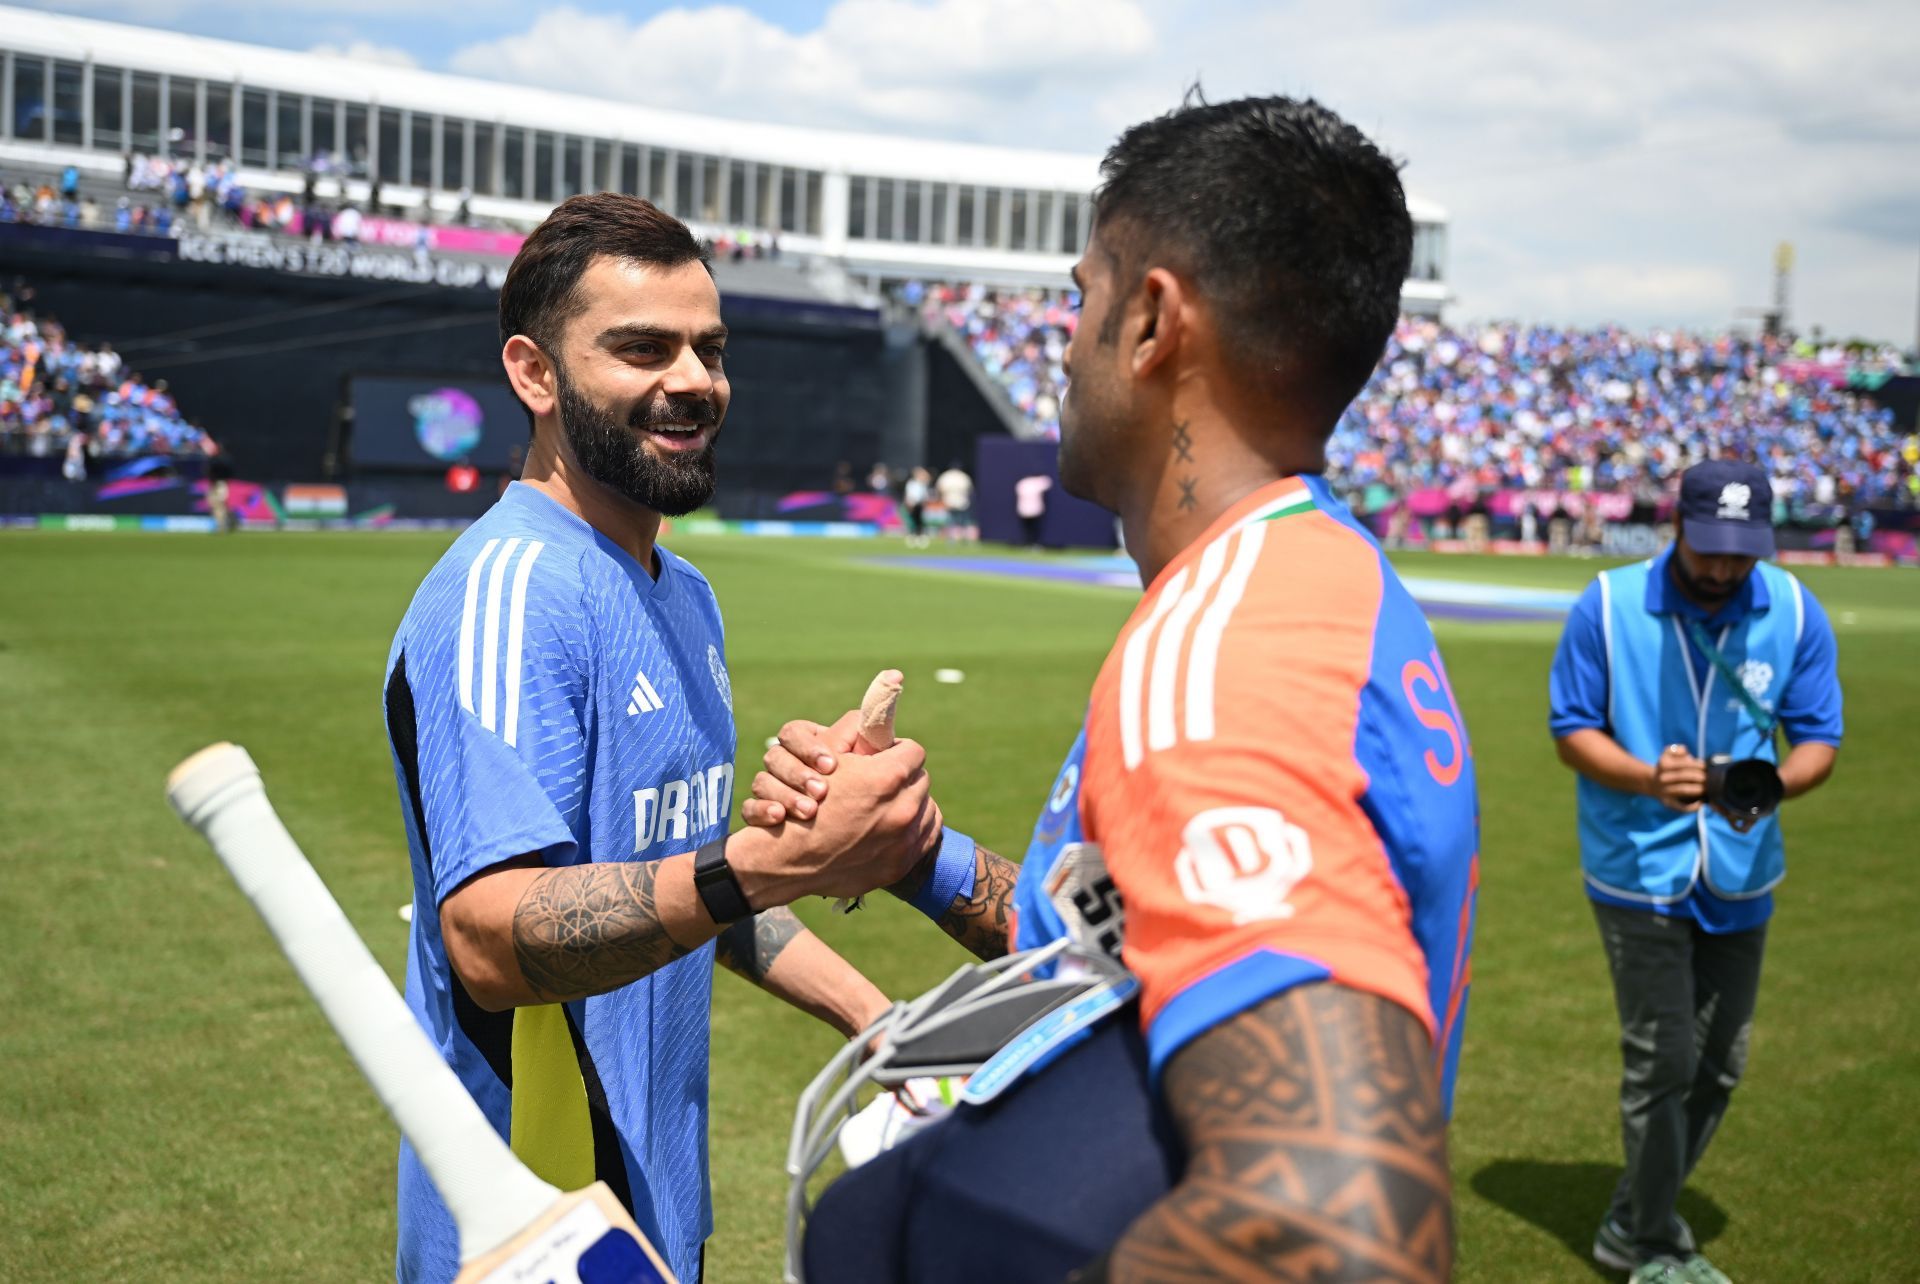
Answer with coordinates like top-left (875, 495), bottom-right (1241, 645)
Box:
top-left (626, 668), bottom-right (666, 716)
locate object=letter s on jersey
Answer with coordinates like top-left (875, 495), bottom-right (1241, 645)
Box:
top-left (1402, 652), bottom-right (1467, 787)
top-left (1175, 807), bottom-right (1313, 925)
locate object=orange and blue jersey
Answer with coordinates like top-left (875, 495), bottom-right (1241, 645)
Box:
top-left (1011, 474), bottom-right (1480, 1111)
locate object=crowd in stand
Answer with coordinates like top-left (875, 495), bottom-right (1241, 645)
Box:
top-left (915, 283), bottom-right (1073, 437)
top-left (0, 279), bottom-right (213, 469)
top-left (924, 285), bottom-right (1920, 510)
top-left (1331, 319), bottom-right (1916, 508)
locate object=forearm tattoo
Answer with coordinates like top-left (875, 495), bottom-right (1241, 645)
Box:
top-left (512, 861), bottom-right (692, 1003)
top-left (1109, 985), bottom-right (1452, 1283)
top-left (883, 843), bottom-right (1017, 961)
top-left (712, 906), bottom-right (806, 984)
top-left (940, 847), bottom-right (1017, 961)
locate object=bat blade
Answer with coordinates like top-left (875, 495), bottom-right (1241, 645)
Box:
top-left (457, 1182), bottom-right (675, 1284)
top-left (166, 743), bottom-right (680, 1283)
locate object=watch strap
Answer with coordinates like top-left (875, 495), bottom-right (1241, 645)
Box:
top-left (692, 837), bottom-right (752, 925)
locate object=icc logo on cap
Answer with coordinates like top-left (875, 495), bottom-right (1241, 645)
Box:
top-left (1716, 483), bottom-right (1752, 521)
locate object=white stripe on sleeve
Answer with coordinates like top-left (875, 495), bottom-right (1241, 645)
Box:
top-left (1120, 566), bottom-right (1190, 770)
top-left (501, 540), bottom-right (546, 748)
top-left (1184, 522), bottom-right (1268, 745)
top-left (478, 537), bottom-right (522, 733)
top-left (1147, 533), bottom-right (1230, 754)
top-left (458, 538), bottom-right (501, 715)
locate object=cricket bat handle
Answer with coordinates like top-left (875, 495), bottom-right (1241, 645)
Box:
top-left (166, 743), bottom-right (558, 1265)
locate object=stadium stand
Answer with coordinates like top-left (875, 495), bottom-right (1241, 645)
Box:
top-left (919, 288), bottom-right (1918, 510)
top-left (1, 276), bottom-right (212, 465)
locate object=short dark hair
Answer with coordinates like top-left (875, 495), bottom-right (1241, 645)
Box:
top-left (1091, 90), bottom-right (1412, 422)
top-left (498, 190), bottom-right (710, 374)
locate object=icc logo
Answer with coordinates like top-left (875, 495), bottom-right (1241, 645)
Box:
top-left (1175, 806), bottom-right (1313, 925)
top-left (1716, 483), bottom-right (1752, 521)
top-left (1731, 659), bottom-right (1775, 712)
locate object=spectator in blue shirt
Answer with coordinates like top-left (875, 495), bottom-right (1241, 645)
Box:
top-left (1548, 460), bottom-right (1842, 1284)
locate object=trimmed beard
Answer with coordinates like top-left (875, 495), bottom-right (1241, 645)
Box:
top-left (553, 363), bottom-right (719, 517)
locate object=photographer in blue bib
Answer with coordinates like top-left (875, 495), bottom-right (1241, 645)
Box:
top-left (1548, 460), bottom-right (1842, 1284)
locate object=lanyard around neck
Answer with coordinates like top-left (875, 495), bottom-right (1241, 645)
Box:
top-left (1682, 616), bottom-right (1778, 738)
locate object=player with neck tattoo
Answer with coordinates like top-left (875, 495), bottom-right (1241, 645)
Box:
top-left (748, 92), bottom-right (1480, 1284)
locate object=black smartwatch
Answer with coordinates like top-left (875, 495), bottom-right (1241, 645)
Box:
top-left (693, 837), bottom-right (752, 925)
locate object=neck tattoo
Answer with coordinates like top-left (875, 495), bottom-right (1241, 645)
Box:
top-left (1177, 476), bottom-right (1198, 511)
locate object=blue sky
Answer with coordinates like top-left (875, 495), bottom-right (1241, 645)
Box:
top-left (25, 0), bottom-right (1920, 345)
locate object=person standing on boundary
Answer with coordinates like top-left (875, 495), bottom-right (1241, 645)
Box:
top-left (381, 192), bottom-right (942, 1284)
top-left (749, 92), bottom-right (1480, 1283)
top-left (1549, 459), bottom-right (1843, 1284)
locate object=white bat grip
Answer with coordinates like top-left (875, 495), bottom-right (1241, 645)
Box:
top-left (167, 744), bottom-right (558, 1264)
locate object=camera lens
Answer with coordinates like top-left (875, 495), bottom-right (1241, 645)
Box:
top-left (1712, 759), bottom-right (1784, 818)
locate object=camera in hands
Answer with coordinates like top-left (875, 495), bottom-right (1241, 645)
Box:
top-left (1704, 755), bottom-right (1784, 821)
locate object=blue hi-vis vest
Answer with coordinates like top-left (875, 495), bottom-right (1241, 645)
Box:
top-left (1580, 558), bottom-right (1806, 904)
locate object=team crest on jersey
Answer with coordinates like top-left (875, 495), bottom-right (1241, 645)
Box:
top-left (1049, 764), bottom-right (1080, 813)
top-left (1731, 658), bottom-right (1775, 712)
top-left (1175, 806), bottom-right (1313, 925)
top-left (708, 644), bottom-right (732, 711)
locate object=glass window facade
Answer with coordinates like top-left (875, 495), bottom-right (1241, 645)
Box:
top-left (91, 65), bottom-right (125, 151)
top-left (277, 90), bottom-right (302, 168)
top-left (311, 97), bottom-right (337, 163)
top-left (473, 122), bottom-right (495, 195)
top-left (375, 107), bottom-right (401, 183)
top-left (501, 127), bottom-right (526, 199)
top-left (700, 156), bottom-right (721, 222)
top-left (168, 75), bottom-right (195, 156)
top-left (727, 160), bottom-right (746, 223)
top-left (51, 59), bottom-right (83, 147)
top-left (10, 56), bottom-right (46, 142)
top-left (442, 117), bottom-right (465, 191)
top-left (903, 181), bottom-right (923, 244)
top-left (344, 103), bottom-right (368, 176)
top-left (533, 131), bottom-right (554, 201)
top-left (241, 87), bottom-right (269, 167)
top-left (847, 174), bottom-right (868, 239)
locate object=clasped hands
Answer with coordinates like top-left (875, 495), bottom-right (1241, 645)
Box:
top-left (729, 710), bottom-right (943, 906)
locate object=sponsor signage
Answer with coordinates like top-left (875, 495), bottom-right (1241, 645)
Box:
top-left (175, 233), bottom-right (509, 290)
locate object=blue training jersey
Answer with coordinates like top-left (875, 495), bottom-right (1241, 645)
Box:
top-left (383, 483), bottom-right (735, 1284)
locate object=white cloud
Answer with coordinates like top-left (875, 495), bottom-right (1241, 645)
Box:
top-left (308, 39), bottom-right (418, 68)
top-left (448, 0), bottom-right (1153, 135)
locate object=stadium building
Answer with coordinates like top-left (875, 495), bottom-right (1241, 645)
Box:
top-left (0, 5), bottom-right (1450, 302)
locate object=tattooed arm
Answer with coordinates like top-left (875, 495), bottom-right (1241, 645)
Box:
top-left (884, 840), bottom-right (1019, 961)
top-left (1085, 984), bottom-right (1452, 1284)
top-left (713, 907), bottom-right (893, 1038)
top-left (439, 746), bottom-right (939, 1012)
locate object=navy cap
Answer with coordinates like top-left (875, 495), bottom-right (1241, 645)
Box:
top-left (1679, 460), bottom-right (1774, 558)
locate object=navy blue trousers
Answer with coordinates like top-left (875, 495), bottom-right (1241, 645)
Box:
top-left (802, 1017), bottom-right (1182, 1284)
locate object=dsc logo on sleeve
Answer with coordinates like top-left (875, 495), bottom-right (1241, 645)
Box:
top-left (1175, 806), bottom-right (1314, 925)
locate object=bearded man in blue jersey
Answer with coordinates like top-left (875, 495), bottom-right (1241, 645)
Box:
top-left (381, 192), bottom-right (945, 1284)
top-left (1550, 459), bottom-right (1843, 1284)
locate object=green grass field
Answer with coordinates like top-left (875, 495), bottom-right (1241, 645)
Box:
top-left (2, 531), bottom-right (1916, 1283)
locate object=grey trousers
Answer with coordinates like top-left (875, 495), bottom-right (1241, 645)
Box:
top-left (1592, 900), bottom-right (1767, 1261)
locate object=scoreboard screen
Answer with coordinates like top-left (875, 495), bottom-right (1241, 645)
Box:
top-left (349, 375), bottom-right (528, 472)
